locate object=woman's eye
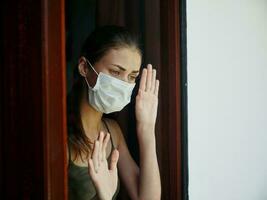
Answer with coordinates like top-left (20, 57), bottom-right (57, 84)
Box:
top-left (129, 75), bottom-right (137, 81)
top-left (110, 70), bottom-right (120, 76)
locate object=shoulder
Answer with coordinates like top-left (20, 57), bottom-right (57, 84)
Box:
top-left (103, 118), bottom-right (124, 148)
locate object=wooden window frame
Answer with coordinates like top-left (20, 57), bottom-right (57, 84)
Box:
top-left (42, 0), bottom-right (67, 199)
top-left (160, 0), bottom-right (185, 199)
top-left (0, 0), bottom-right (188, 200)
top-left (1, 0), bottom-right (187, 198)
top-left (41, 0), bottom-right (188, 199)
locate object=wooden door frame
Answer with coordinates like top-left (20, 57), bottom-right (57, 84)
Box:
top-left (160, 0), bottom-right (188, 199)
top-left (1, 0), bottom-right (67, 198)
top-left (1, 0), bottom-right (187, 198)
top-left (160, 0), bottom-right (183, 196)
top-left (42, 0), bottom-right (67, 199)
top-left (41, 0), bottom-right (188, 199)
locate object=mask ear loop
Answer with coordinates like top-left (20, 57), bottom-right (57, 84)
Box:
top-left (84, 58), bottom-right (99, 89)
top-left (84, 77), bottom-right (92, 89)
top-left (85, 59), bottom-right (99, 76)
top-left (84, 58), bottom-right (107, 112)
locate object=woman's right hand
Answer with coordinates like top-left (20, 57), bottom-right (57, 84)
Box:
top-left (88, 131), bottom-right (119, 200)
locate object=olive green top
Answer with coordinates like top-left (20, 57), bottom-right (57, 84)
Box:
top-left (68, 120), bottom-right (120, 200)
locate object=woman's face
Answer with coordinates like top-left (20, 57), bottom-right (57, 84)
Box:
top-left (84, 47), bottom-right (142, 85)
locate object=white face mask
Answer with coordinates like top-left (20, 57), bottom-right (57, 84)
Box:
top-left (84, 59), bottom-right (136, 114)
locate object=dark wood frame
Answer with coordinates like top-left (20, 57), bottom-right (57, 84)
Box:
top-left (1, 0), bottom-right (186, 198)
top-left (42, 0), bottom-right (68, 199)
top-left (1, 0), bottom-right (67, 198)
top-left (160, 0), bottom-right (183, 199)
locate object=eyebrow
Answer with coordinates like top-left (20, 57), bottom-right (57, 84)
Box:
top-left (111, 64), bottom-right (139, 73)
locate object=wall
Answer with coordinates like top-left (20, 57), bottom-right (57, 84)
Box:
top-left (186, 1), bottom-right (267, 199)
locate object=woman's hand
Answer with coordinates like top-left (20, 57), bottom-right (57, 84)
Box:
top-left (88, 131), bottom-right (119, 200)
top-left (135, 64), bottom-right (159, 132)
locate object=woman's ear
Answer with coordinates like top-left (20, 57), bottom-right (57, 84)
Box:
top-left (78, 57), bottom-right (88, 77)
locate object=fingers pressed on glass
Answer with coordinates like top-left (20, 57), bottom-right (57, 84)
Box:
top-left (146, 64), bottom-right (152, 91)
top-left (154, 80), bottom-right (159, 96)
top-left (102, 133), bottom-right (110, 161)
top-left (92, 140), bottom-right (99, 173)
top-left (88, 158), bottom-right (96, 178)
top-left (98, 131), bottom-right (104, 162)
top-left (151, 69), bottom-right (156, 92)
top-left (110, 149), bottom-right (119, 171)
top-left (139, 68), bottom-right (147, 91)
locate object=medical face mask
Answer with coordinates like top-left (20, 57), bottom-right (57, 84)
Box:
top-left (84, 59), bottom-right (136, 114)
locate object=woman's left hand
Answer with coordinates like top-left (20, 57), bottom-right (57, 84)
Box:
top-left (88, 132), bottom-right (119, 200)
top-left (135, 64), bottom-right (159, 131)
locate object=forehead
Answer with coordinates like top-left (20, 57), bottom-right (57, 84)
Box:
top-left (100, 47), bottom-right (142, 71)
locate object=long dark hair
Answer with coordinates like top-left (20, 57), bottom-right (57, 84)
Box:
top-left (67, 25), bottom-right (142, 162)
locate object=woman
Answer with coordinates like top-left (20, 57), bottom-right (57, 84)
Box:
top-left (67, 25), bottom-right (161, 200)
